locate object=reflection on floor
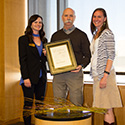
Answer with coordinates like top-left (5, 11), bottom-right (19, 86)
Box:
top-left (8, 122), bottom-right (24, 125)
top-left (7, 122), bottom-right (34, 125)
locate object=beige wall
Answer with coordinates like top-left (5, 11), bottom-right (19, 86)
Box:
top-left (0, 0), bottom-right (25, 123)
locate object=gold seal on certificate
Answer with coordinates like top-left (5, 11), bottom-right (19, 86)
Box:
top-left (45, 39), bottom-right (77, 75)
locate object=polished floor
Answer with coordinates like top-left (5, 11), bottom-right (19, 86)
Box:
top-left (8, 122), bottom-right (34, 125)
top-left (8, 122), bottom-right (24, 125)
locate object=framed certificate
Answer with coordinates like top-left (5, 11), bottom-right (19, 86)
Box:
top-left (45, 39), bottom-right (77, 75)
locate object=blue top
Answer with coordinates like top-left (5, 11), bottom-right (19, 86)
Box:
top-left (20, 41), bottom-right (43, 85)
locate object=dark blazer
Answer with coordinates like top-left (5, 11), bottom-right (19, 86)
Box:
top-left (18, 35), bottom-right (47, 84)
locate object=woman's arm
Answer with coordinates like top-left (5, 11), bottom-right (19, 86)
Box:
top-left (99, 30), bottom-right (115, 88)
top-left (99, 59), bottom-right (113, 89)
top-left (18, 36), bottom-right (31, 87)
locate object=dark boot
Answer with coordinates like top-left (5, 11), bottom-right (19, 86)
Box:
top-left (23, 110), bottom-right (31, 125)
top-left (23, 115), bottom-right (31, 125)
top-left (104, 121), bottom-right (116, 125)
top-left (104, 121), bottom-right (110, 125)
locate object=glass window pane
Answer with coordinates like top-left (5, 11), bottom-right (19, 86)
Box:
top-left (68, 0), bottom-right (125, 73)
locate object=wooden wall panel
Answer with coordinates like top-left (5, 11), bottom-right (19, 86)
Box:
top-left (0, 0), bottom-right (5, 123)
top-left (114, 86), bottom-right (125, 124)
top-left (4, 0), bottom-right (25, 122)
top-left (0, 0), bottom-right (25, 123)
top-left (45, 82), bottom-right (125, 125)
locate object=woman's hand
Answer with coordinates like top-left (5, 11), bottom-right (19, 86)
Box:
top-left (24, 79), bottom-right (31, 87)
top-left (99, 74), bottom-right (108, 88)
top-left (43, 48), bottom-right (46, 56)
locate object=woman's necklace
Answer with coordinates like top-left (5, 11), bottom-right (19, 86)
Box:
top-left (32, 33), bottom-right (40, 37)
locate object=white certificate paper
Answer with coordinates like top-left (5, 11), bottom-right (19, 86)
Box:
top-left (50, 44), bottom-right (72, 69)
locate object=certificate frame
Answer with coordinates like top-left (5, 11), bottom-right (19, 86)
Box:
top-left (45, 39), bottom-right (77, 75)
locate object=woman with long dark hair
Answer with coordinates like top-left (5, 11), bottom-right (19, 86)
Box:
top-left (90, 8), bottom-right (122, 125)
top-left (18, 14), bottom-right (47, 125)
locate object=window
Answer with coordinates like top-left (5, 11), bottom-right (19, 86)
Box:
top-left (68, 0), bottom-right (125, 84)
top-left (68, 0), bottom-right (125, 73)
top-left (28, 0), bottom-right (125, 84)
top-left (28, 0), bottom-right (57, 41)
